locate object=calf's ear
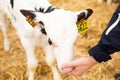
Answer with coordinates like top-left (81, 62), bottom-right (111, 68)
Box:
top-left (75, 9), bottom-right (93, 22)
top-left (20, 10), bottom-right (39, 27)
top-left (20, 9), bottom-right (36, 19)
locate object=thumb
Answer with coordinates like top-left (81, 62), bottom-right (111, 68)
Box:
top-left (61, 62), bottom-right (75, 73)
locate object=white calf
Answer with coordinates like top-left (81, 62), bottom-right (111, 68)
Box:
top-left (0, 0), bottom-right (93, 80)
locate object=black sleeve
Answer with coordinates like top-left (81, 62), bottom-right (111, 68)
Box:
top-left (89, 4), bottom-right (120, 63)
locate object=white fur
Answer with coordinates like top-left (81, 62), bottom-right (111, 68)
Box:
top-left (0, 0), bottom-right (91, 80)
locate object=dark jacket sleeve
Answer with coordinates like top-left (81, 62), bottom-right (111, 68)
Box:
top-left (89, 4), bottom-right (120, 63)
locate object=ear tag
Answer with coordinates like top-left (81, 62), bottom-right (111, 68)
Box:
top-left (26, 16), bottom-right (39, 28)
top-left (77, 19), bottom-right (88, 34)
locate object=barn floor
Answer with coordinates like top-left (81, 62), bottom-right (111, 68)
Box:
top-left (0, 0), bottom-right (119, 80)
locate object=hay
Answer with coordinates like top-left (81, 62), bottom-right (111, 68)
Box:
top-left (0, 0), bottom-right (119, 80)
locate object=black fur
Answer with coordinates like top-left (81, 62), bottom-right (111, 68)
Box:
top-left (45, 6), bottom-right (56, 13)
top-left (20, 10), bottom-right (36, 19)
top-left (48, 38), bottom-right (53, 45)
top-left (35, 6), bottom-right (56, 13)
top-left (10, 0), bottom-right (14, 8)
top-left (77, 9), bottom-right (93, 21)
top-left (39, 21), bottom-right (44, 26)
top-left (41, 28), bottom-right (47, 35)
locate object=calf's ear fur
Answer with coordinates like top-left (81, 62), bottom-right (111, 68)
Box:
top-left (20, 10), bottom-right (36, 19)
top-left (20, 10), bottom-right (39, 27)
top-left (76, 9), bottom-right (93, 22)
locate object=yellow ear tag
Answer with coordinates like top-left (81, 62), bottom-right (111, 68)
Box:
top-left (26, 16), bottom-right (39, 28)
top-left (77, 20), bottom-right (88, 34)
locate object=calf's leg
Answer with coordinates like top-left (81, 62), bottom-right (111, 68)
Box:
top-left (44, 45), bottom-right (63, 80)
top-left (0, 21), bottom-right (10, 51)
top-left (20, 37), bottom-right (38, 80)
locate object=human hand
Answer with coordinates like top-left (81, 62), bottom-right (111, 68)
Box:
top-left (62, 56), bottom-right (97, 76)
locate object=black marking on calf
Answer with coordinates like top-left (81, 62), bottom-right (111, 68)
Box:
top-left (10, 0), bottom-right (14, 8)
top-left (41, 28), bottom-right (47, 35)
top-left (48, 38), bottom-right (53, 45)
top-left (20, 10), bottom-right (36, 19)
top-left (45, 6), bottom-right (55, 13)
top-left (39, 21), bottom-right (44, 26)
top-left (77, 12), bottom-right (86, 21)
top-left (35, 7), bottom-right (44, 13)
top-left (38, 21), bottom-right (46, 35)
top-left (85, 9), bottom-right (93, 19)
top-left (35, 6), bottom-right (56, 13)
top-left (77, 9), bottom-right (93, 21)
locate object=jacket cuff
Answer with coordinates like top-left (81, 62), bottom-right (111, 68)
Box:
top-left (89, 45), bottom-right (112, 63)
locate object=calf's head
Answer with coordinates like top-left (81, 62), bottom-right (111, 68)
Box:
top-left (20, 8), bottom-right (93, 72)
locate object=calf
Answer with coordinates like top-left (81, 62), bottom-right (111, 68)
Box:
top-left (0, 0), bottom-right (93, 80)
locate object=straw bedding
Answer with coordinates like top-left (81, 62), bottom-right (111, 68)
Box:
top-left (0, 0), bottom-right (119, 80)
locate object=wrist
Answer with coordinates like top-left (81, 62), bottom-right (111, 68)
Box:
top-left (89, 56), bottom-right (97, 65)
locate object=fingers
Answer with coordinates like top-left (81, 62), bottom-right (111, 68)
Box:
top-left (62, 59), bottom-right (83, 68)
top-left (62, 59), bottom-right (84, 75)
top-left (62, 67), bottom-right (73, 73)
top-left (65, 66), bottom-right (85, 76)
top-left (62, 56), bottom-right (97, 76)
